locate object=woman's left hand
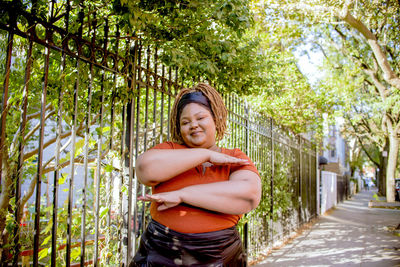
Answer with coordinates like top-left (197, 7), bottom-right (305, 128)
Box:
top-left (138, 192), bottom-right (182, 211)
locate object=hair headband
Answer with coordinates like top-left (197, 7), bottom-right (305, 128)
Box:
top-left (176, 91), bottom-right (213, 130)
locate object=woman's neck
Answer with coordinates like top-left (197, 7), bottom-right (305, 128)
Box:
top-left (207, 143), bottom-right (220, 152)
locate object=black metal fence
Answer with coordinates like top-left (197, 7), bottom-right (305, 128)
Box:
top-left (337, 175), bottom-right (349, 204)
top-left (220, 97), bottom-right (317, 262)
top-left (0, 1), bottom-right (317, 266)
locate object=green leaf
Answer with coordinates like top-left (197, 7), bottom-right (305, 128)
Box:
top-left (60, 153), bottom-right (70, 165)
top-left (74, 138), bottom-right (86, 158)
top-left (104, 164), bottom-right (114, 173)
top-left (38, 247), bottom-right (49, 260)
top-left (89, 137), bottom-right (96, 148)
top-left (59, 173), bottom-right (68, 185)
top-left (43, 205), bottom-right (53, 213)
top-left (71, 247), bottom-right (81, 261)
top-left (100, 207), bottom-right (109, 218)
top-left (121, 185), bottom-right (127, 193)
top-left (41, 235), bottom-right (52, 246)
top-left (41, 221), bottom-right (53, 234)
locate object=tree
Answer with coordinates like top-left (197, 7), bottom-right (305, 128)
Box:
top-left (113, 0), bottom-right (268, 94)
top-left (339, 80), bottom-right (389, 195)
top-left (314, 45), bottom-right (389, 194)
top-left (260, 0), bottom-right (400, 201)
top-left (244, 3), bottom-right (336, 138)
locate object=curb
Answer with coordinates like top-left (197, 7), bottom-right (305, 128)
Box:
top-left (368, 200), bottom-right (400, 209)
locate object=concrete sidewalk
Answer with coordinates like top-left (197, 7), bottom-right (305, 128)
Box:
top-left (255, 189), bottom-right (400, 267)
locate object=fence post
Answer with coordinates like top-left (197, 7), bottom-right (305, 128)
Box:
top-left (244, 101), bottom-right (250, 263)
top-left (13, 33), bottom-right (33, 267)
top-left (0, 18), bottom-right (15, 267)
top-left (308, 143), bottom-right (311, 221)
top-left (80, 11), bottom-right (94, 263)
top-left (298, 136), bottom-right (303, 225)
top-left (66, 5), bottom-right (85, 267)
top-left (0, 17), bottom-right (13, 190)
top-left (316, 145), bottom-right (320, 216)
top-left (269, 119), bottom-right (274, 247)
top-left (33, 21), bottom-right (51, 267)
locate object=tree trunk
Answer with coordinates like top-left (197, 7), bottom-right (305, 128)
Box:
top-left (386, 134), bottom-right (399, 202)
top-left (378, 159), bottom-right (387, 196)
top-left (378, 139), bottom-right (389, 196)
top-left (0, 148), bottom-right (11, 264)
top-left (350, 166), bottom-right (355, 178)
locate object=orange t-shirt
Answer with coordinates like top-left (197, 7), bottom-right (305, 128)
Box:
top-left (149, 141), bottom-right (260, 233)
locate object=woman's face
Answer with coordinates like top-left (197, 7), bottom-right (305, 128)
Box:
top-left (179, 103), bottom-right (217, 149)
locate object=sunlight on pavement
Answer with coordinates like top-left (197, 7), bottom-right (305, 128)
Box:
top-left (255, 191), bottom-right (400, 267)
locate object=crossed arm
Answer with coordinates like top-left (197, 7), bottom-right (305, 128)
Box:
top-left (135, 148), bottom-right (261, 215)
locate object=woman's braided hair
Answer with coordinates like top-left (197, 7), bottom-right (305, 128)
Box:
top-left (170, 83), bottom-right (228, 144)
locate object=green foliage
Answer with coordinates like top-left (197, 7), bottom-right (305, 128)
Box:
top-left (0, 1), bottom-right (325, 264)
top-left (372, 193), bottom-right (381, 202)
top-left (245, 144), bottom-right (299, 227)
top-left (15, 164), bottom-right (119, 266)
top-left (243, 8), bottom-right (335, 140)
top-left (258, 0), bottom-right (400, 178)
top-left (113, 0), bottom-right (268, 94)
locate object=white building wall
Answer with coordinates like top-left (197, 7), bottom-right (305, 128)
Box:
top-left (337, 136), bottom-right (345, 167)
top-left (321, 171), bottom-right (337, 214)
top-left (321, 118), bottom-right (349, 176)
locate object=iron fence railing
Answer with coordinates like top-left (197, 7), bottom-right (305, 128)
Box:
top-left (219, 96), bottom-right (317, 262)
top-left (0, 1), bottom-right (317, 266)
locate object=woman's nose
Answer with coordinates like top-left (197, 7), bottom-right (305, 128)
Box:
top-left (189, 120), bottom-right (199, 128)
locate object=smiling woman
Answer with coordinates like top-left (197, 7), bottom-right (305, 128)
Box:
top-left (132, 83), bottom-right (261, 266)
top-left (179, 103), bottom-right (217, 149)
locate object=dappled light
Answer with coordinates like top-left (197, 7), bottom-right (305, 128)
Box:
top-left (256, 190), bottom-right (400, 266)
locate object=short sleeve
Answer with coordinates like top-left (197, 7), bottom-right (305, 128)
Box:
top-left (150, 141), bottom-right (187, 150)
top-left (230, 149), bottom-right (260, 177)
top-left (151, 141), bottom-right (174, 150)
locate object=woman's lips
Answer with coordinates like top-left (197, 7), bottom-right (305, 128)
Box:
top-left (191, 131), bottom-right (202, 136)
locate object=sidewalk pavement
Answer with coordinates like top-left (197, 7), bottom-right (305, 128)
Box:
top-left (255, 189), bottom-right (400, 267)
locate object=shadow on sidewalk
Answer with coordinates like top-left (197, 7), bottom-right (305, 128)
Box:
top-left (255, 189), bottom-right (400, 267)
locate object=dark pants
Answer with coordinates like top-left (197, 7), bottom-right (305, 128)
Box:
top-left (131, 220), bottom-right (246, 267)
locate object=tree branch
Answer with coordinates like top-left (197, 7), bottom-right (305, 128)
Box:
top-left (26, 103), bottom-right (52, 121)
top-left (344, 114), bottom-right (380, 166)
top-left (282, 1), bottom-right (400, 90)
top-left (361, 68), bottom-right (388, 100)
top-left (23, 109), bottom-right (56, 143)
top-left (331, 25), bottom-right (390, 101)
top-left (10, 105), bottom-right (54, 154)
top-left (19, 148), bottom-right (110, 220)
top-left (42, 148), bottom-right (110, 175)
top-left (41, 137), bottom-right (73, 170)
top-left (23, 113), bottom-right (100, 161)
top-left (0, 150), bottom-right (13, 211)
top-left (23, 127), bottom-right (77, 161)
top-left (339, 3), bottom-right (400, 90)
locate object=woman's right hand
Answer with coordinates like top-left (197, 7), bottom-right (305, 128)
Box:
top-left (208, 150), bottom-right (249, 166)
